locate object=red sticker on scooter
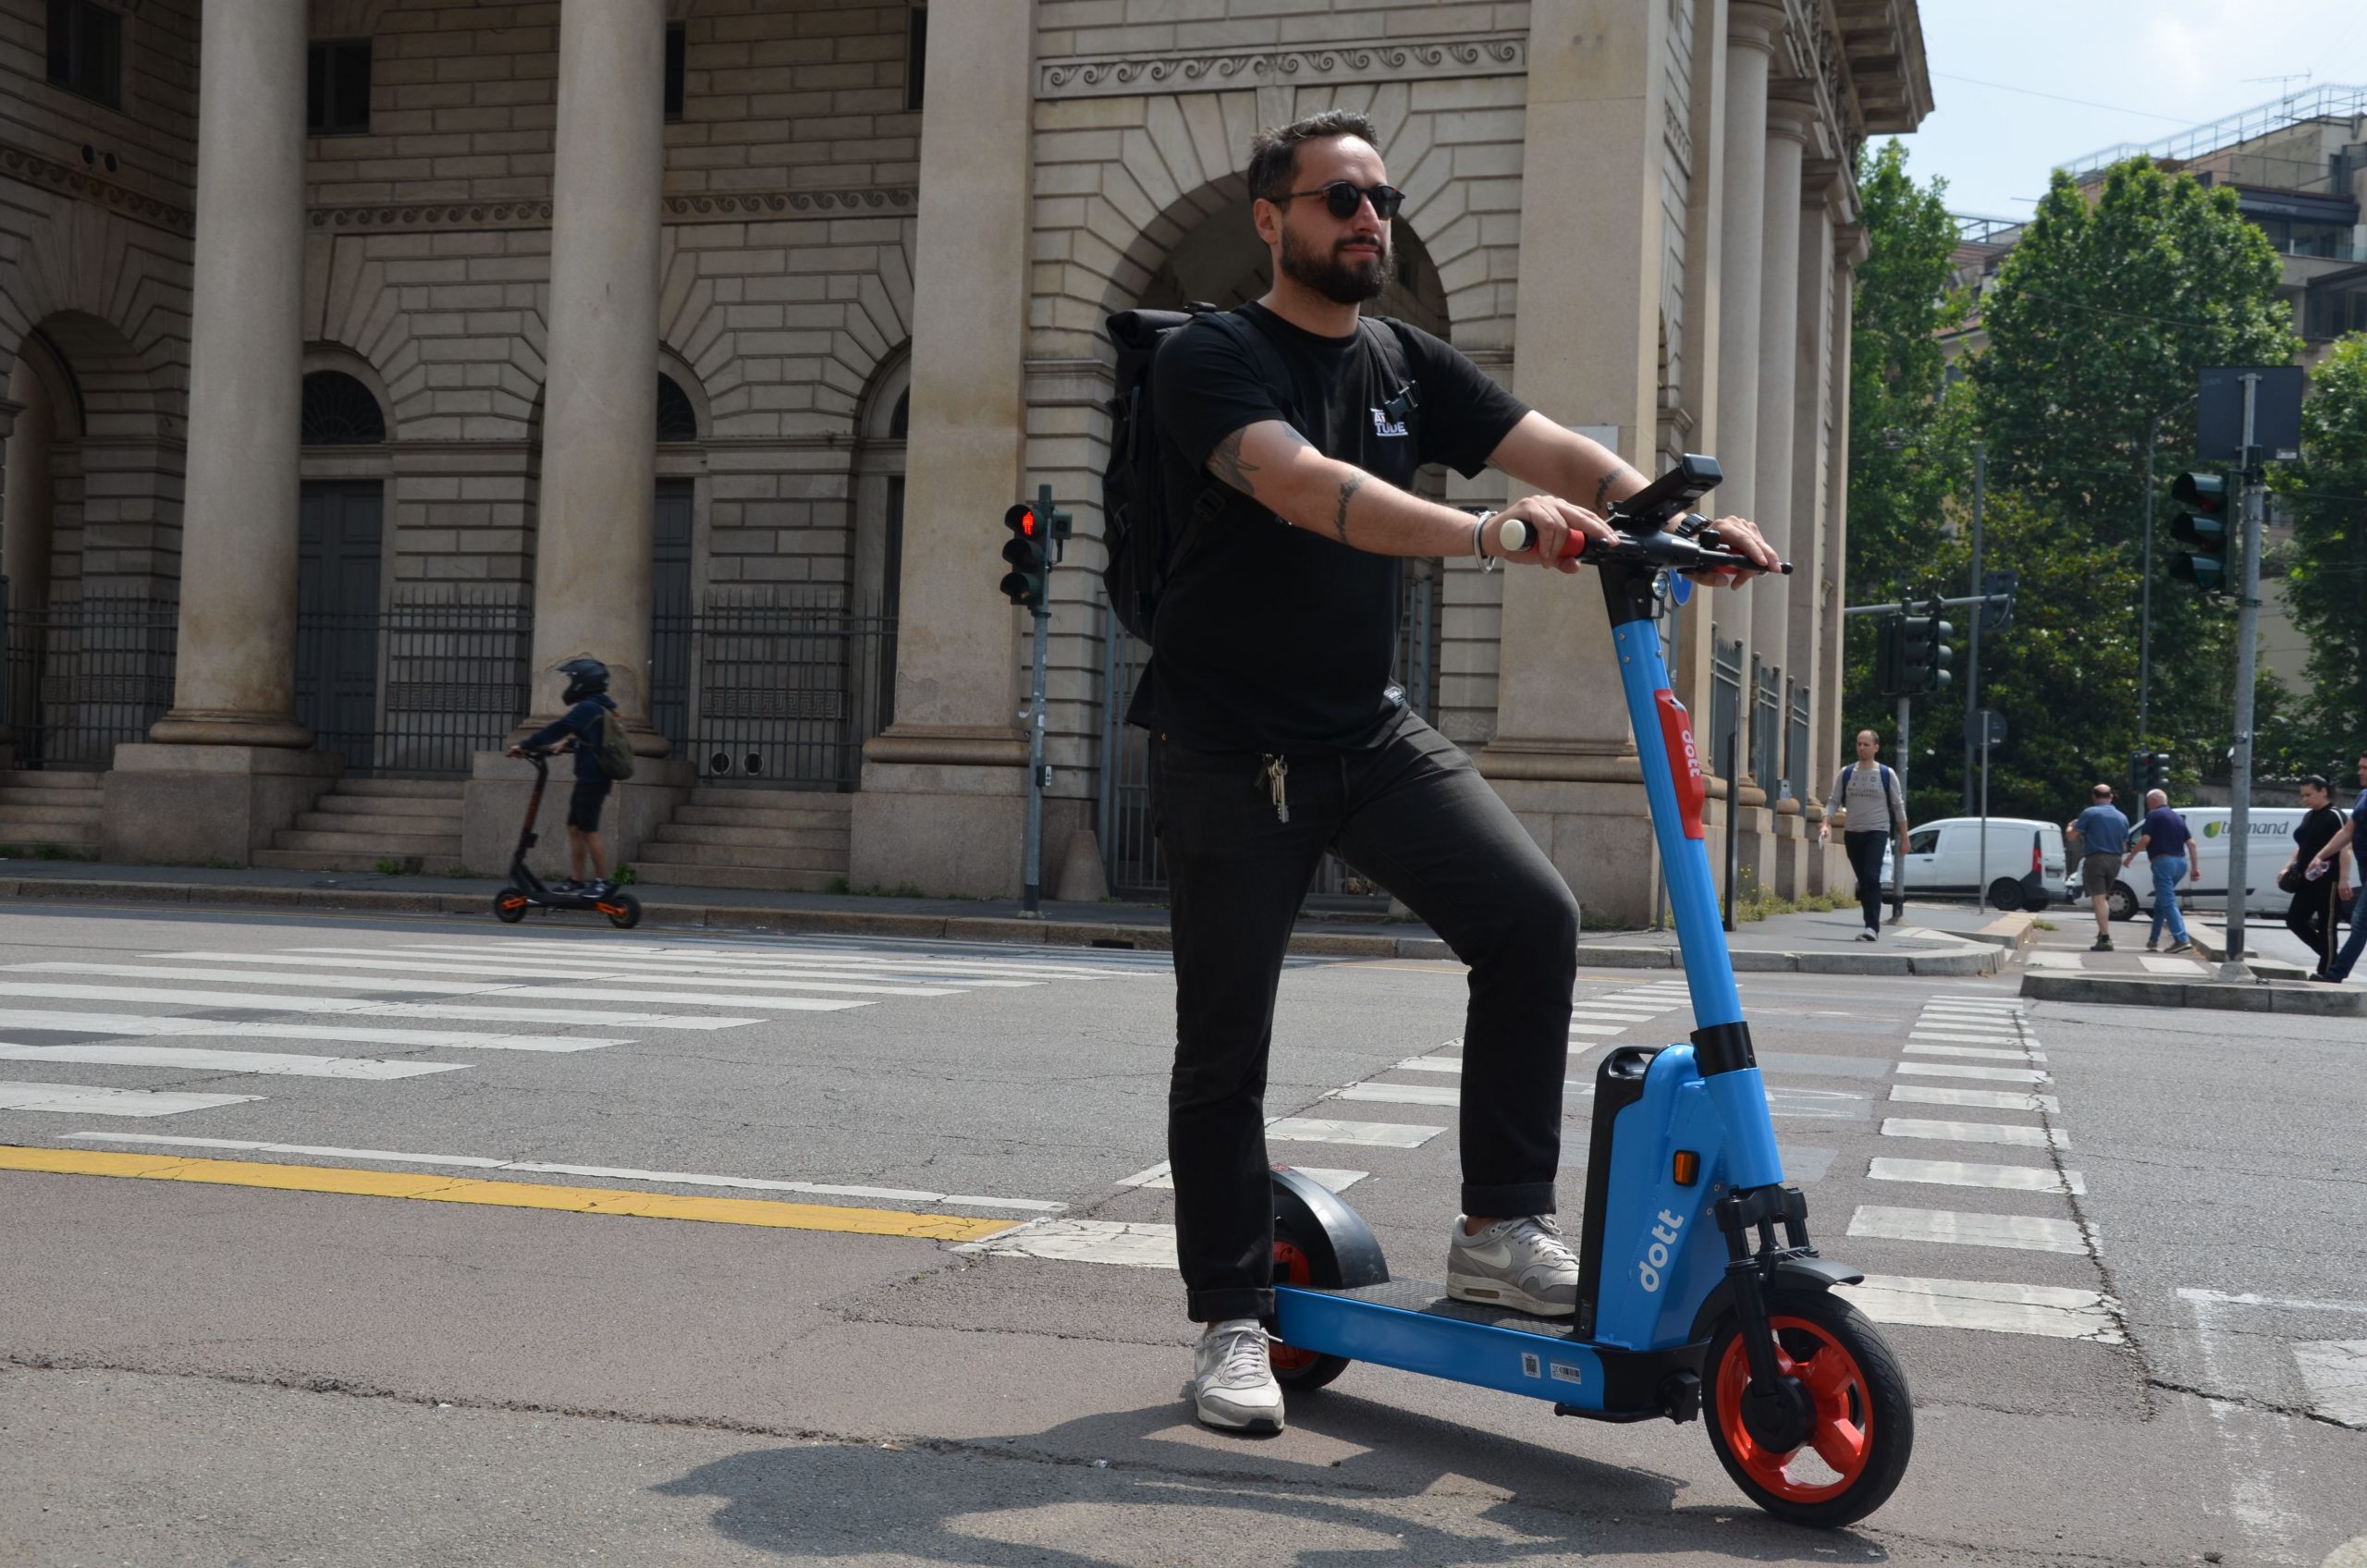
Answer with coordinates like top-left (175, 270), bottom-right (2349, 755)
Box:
top-left (1655, 690), bottom-right (1706, 840)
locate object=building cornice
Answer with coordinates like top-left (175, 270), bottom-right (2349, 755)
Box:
top-left (305, 188), bottom-right (917, 236)
top-left (0, 141), bottom-right (194, 239)
top-left (1037, 34), bottom-right (1526, 100)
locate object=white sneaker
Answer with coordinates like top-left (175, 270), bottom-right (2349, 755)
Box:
top-left (1446, 1214), bottom-right (1579, 1317)
top-left (1183, 1318), bottom-right (1283, 1433)
top-left (1858, 925), bottom-right (1879, 942)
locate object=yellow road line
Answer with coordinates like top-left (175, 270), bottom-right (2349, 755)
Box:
top-left (0, 1145), bottom-right (1020, 1242)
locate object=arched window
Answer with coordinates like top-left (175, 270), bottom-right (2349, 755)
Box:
top-left (300, 371), bottom-right (387, 445)
top-left (889, 388), bottom-right (908, 439)
top-left (656, 373), bottom-right (698, 443)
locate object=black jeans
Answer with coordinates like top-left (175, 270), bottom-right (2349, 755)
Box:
top-left (1845, 830), bottom-right (1890, 930)
top-left (1153, 711), bottom-right (1579, 1323)
top-left (2287, 878), bottom-right (2342, 974)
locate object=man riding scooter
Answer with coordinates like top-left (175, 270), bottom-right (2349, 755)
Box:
top-left (508, 656), bottom-right (622, 899)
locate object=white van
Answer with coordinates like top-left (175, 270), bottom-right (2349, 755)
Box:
top-left (2060, 806), bottom-right (2323, 921)
top-left (1881, 816), bottom-right (2067, 911)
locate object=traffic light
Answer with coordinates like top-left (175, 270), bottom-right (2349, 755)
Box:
top-left (1898, 598), bottom-right (1956, 694)
top-left (2167, 472), bottom-right (2230, 593)
top-left (1000, 502), bottom-right (1047, 608)
top-left (1875, 615), bottom-right (1906, 697)
top-left (2146, 751), bottom-right (2171, 793)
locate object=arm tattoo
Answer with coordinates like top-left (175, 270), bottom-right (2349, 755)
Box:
top-left (1593, 463), bottom-right (1643, 512)
top-left (1332, 473), bottom-right (1366, 545)
top-left (1208, 430), bottom-right (1259, 496)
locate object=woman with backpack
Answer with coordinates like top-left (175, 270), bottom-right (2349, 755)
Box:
top-left (1820, 729), bottom-right (1910, 942)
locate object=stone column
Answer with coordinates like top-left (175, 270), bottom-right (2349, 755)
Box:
top-left (105, 0), bottom-right (336, 863)
top-left (1709, 2), bottom-right (1784, 890)
top-left (846, 0), bottom-right (1035, 897)
top-left (1474, 0), bottom-right (1673, 925)
top-left (465, 0), bottom-right (688, 876)
top-left (1784, 161), bottom-right (1841, 894)
top-left (1819, 221), bottom-right (1869, 896)
top-left (1753, 96), bottom-right (1812, 894)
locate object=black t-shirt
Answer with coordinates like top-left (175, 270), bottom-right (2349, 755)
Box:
top-left (2295, 804), bottom-right (2343, 864)
top-left (1126, 302), bottom-right (1529, 753)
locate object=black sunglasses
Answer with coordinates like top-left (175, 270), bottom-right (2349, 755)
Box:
top-left (1278, 180), bottom-right (1404, 221)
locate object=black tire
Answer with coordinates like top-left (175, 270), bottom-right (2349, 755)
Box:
top-left (1268, 1219), bottom-right (1351, 1391)
top-left (2019, 874), bottom-right (2050, 911)
top-left (1985, 876), bottom-right (2025, 913)
top-left (493, 888), bottom-right (529, 924)
top-left (1704, 1288), bottom-right (1914, 1529)
top-left (604, 892), bottom-right (642, 930)
top-left (2108, 882), bottom-right (2140, 923)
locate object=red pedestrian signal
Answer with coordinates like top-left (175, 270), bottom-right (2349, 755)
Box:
top-left (1000, 503), bottom-right (1046, 607)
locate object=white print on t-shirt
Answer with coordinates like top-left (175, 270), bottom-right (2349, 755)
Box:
top-left (1370, 407), bottom-right (1408, 438)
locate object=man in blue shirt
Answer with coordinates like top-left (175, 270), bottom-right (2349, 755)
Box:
top-left (507, 657), bottom-right (619, 896)
top-left (2066, 782), bottom-right (2130, 951)
top-left (2305, 749), bottom-right (2367, 982)
top-left (2122, 788), bottom-right (2195, 954)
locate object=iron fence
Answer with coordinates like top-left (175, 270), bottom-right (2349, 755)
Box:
top-left (1785, 679), bottom-right (1811, 809)
top-left (650, 595), bottom-right (895, 790)
top-left (1098, 568), bottom-right (1439, 900)
top-left (1708, 631), bottom-right (1742, 784)
top-left (0, 592), bottom-right (178, 769)
top-left (1752, 660), bottom-right (1783, 801)
top-left (295, 595), bottom-right (533, 776)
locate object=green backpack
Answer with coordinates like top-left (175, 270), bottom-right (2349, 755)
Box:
top-left (593, 708), bottom-right (636, 780)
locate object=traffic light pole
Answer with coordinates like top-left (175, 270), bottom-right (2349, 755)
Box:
top-left (1961, 444), bottom-right (1984, 815)
top-left (2220, 377), bottom-right (2264, 975)
top-left (1021, 594), bottom-right (1049, 915)
top-left (1893, 696), bottom-right (1909, 925)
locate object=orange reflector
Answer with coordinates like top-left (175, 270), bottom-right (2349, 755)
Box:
top-left (1673, 1150), bottom-right (1700, 1186)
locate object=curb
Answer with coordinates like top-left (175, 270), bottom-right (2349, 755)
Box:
top-left (0, 876), bottom-right (1998, 974)
top-left (1967, 912), bottom-right (2041, 953)
top-left (2183, 920), bottom-right (2314, 980)
top-left (2019, 971), bottom-right (2362, 1015)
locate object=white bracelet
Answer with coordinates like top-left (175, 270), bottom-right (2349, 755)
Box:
top-left (1472, 511), bottom-right (1498, 572)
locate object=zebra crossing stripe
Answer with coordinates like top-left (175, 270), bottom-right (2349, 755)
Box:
top-left (1891, 1084), bottom-right (2062, 1113)
top-left (955, 1218), bottom-right (1177, 1268)
top-left (55, 1134), bottom-right (1064, 1213)
top-left (1882, 1118), bottom-right (2064, 1149)
top-left (0, 1010), bottom-right (623, 1053)
top-left (1331, 1082), bottom-right (1460, 1107)
top-left (1569, 1023), bottom-right (1633, 1036)
top-left (0, 1083), bottom-right (263, 1116)
top-left (0, 1044), bottom-right (462, 1080)
top-left (1869, 1156), bottom-right (2084, 1195)
top-left (0, 983), bottom-right (764, 1029)
top-left (1836, 1275), bottom-right (2124, 1343)
top-left (171, 950), bottom-right (1044, 990)
top-left (1265, 1117), bottom-right (1442, 1148)
top-left (0, 1145), bottom-right (1018, 1240)
top-left (2291, 1341), bottom-right (2367, 1429)
top-left (1906, 1043), bottom-right (2045, 1062)
top-left (15, 963), bottom-right (905, 1007)
top-left (1897, 1062), bottom-right (2053, 1085)
top-left (1116, 1160), bottom-right (1366, 1194)
top-left (386, 941), bottom-right (1132, 981)
top-left (1846, 1205), bottom-right (2090, 1254)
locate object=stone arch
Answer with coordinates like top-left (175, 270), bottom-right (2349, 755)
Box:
top-left (305, 232), bottom-right (546, 442)
top-left (852, 344), bottom-right (910, 627)
top-left (656, 346), bottom-right (707, 442)
top-left (300, 346), bottom-right (393, 446)
top-left (0, 200), bottom-right (185, 442)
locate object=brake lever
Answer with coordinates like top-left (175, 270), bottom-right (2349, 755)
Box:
top-left (1494, 516), bottom-right (1792, 575)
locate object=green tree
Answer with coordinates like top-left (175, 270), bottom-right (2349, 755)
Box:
top-left (2276, 332), bottom-right (2367, 769)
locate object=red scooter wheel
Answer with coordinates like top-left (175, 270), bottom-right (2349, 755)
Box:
top-left (493, 888), bottom-right (530, 924)
top-left (1267, 1227), bottom-right (1349, 1390)
top-left (1705, 1289), bottom-right (1912, 1527)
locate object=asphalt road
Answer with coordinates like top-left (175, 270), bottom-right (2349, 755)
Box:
top-left (0, 900), bottom-right (2359, 1567)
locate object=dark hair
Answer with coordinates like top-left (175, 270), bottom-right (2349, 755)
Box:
top-left (1247, 110), bottom-right (1381, 203)
top-left (2303, 774), bottom-right (2330, 792)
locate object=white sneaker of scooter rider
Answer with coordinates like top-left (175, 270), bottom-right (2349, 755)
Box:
top-left (1184, 1318), bottom-right (1283, 1433)
top-left (1446, 1214), bottom-right (1578, 1317)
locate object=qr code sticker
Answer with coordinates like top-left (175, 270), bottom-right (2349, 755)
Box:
top-left (1520, 1353), bottom-right (1541, 1378)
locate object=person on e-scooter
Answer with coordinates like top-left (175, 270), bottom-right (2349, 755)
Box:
top-left (1134, 108), bottom-right (1780, 1436)
top-left (508, 656), bottom-right (621, 899)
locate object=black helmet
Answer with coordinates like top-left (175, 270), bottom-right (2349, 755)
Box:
top-left (558, 656), bottom-right (609, 704)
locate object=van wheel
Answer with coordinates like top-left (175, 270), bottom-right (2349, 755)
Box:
top-left (2108, 883), bottom-right (2140, 923)
top-left (2019, 875), bottom-right (2050, 911)
top-left (1985, 877), bottom-right (2025, 913)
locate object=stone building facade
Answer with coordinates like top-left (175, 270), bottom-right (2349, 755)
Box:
top-left (0, 0), bottom-right (1928, 921)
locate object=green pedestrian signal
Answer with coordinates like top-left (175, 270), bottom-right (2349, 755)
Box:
top-left (1000, 502), bottom-right (1047, 608)
top-left (2166, 472), bottom-right (2230, 593)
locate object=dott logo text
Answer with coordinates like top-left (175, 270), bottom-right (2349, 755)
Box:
top-left (1637, 1207), bottom-right (1686, 1292)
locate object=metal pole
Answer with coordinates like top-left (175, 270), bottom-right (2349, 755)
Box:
top-left (1962, 443), bottom-right (1984, 814)
top-left (2140, 415), bottom-right (2157, 746)
top-left (1979, 720), bottom-right (1992, 911)
top-left (1022, 600), bottom-right (1049, 914)
top-left (1894, 694), bottom-right (1910, 925)
top-left (2221, 376), bottom-right (2263, 974)
top-left (1723, 703), bottom-right (1740, 932)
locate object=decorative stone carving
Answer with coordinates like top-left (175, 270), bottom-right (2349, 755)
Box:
top-left (303, 189), bottom-right (917, 233)
top-left (0, 142), bottom-right (194, 237)
top-left (1037, 35), bottom-right (1526, 99)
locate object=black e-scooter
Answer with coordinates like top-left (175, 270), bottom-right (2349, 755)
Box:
top-left (492, 747), bottom-right (643, 929)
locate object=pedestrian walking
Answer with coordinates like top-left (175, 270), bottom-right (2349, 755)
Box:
top-left (2066, 782), bottom-right (2129, 951)
top-left (2281, 775), bottom-right (2350, 978)
top-left (1818, 729), bottom-right (1907, 942)
top-left (2304, 750), bottom-right (2367, 982)
top-left (2122, 788), bottom-right (2198, 954)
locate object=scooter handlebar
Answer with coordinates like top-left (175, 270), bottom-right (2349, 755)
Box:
top-left (1493, 514), bottom-right (1793, 576)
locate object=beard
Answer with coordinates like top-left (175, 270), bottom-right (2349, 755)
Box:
top-left (1279, 221), bottom-right (1392, 305)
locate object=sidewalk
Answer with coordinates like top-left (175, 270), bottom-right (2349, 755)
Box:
top-left (0, 857), bottom-right (1999, 974)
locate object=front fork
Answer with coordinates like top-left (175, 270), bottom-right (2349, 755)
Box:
top-left (1718, 1182), bottom-right (1821, 1447)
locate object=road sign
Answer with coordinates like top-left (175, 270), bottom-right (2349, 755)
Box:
top-left (2198, 366), bottom-right (2302, 462)
top-left (1963, 709), bottom-right (2005, 749)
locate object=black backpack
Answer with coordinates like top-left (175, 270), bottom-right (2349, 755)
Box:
top-left (1099, 305), bottom-right (1415, 642)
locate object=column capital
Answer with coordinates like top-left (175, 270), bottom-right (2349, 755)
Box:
top-left (1804, 156), bottom-right (1858, 224)
top-left (1728, 1), bottom-right (1788, 55)
top-left (1766, 92), bottom-right (1822, 147)
top-left (1834, 221), bottom-right (1871, 268)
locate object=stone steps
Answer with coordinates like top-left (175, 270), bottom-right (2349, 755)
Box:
top-left (260, 776), bottom-right (467, 873)
top-left (630, 787), bottom-right (852, 891)
top-left (0, 770), bottom-right (104, 858)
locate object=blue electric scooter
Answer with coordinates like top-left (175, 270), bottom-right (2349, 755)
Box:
top-left (1265, 456), bottom-right (1913, 1528)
